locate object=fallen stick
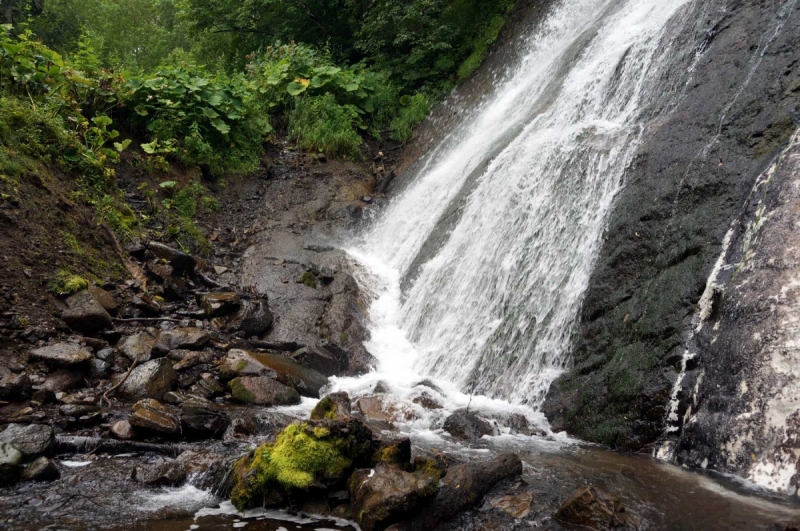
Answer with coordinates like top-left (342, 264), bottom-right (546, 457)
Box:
top-left (102, 357), bottom-right (139, 406)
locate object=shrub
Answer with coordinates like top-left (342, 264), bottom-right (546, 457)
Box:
top-left (390, 94), bottom-right (430, 143)
top-left (288, 94), bottom-right (363, 159)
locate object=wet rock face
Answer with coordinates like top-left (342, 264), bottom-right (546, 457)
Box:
top-left (0, 424), bottom-right (54, 458)
top-left (544, 0), bottom-right (800, 451)
top-left (180, 398), bottom-right (230, 439)
top-left (29, 343), bottom-right (92, 366)
top-left (61, 290), bottom-right (113, 333)
top-left (132, 459), bottom-right (187, 486)
top-left (555, 486), bottom-right (638, 530)
top-left (442, 409), bottom-right (494, 441)
top-left (228, 376), bottom-right (300, 406)
top-left (129, 399), bottom-right (180, 434)
top-left (119, 358), bottom-right (177, 401)
top-left (221, 349), bottom-right (328, 398)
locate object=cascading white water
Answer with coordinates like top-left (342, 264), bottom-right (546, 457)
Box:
top-left (337, 0), bottom-right (694, 415)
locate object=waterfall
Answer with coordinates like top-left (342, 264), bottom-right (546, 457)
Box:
top-left (347, 0), bottom-right (694, 408)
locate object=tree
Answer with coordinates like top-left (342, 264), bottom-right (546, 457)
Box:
top-left (1, 0), bottom-right (44, 24)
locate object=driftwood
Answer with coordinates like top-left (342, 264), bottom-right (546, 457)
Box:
top-left (55, 435), bottom-right (190, 457)
top-left (101, 357), bottom-right (139, 405)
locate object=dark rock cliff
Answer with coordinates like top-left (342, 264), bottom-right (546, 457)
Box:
top-left (544, 0), bottom-right (800, 453)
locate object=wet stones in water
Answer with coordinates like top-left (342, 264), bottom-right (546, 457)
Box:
top-left (21, 457), bottom-right (60, 482)
top-left (555, 485), bottom-right (638, 530)
top-left (61, 290), bottom-right (113, 333)
top-left (110, 420), bottom-right (136, 440)
top-left (0, 424), bottom-right (54, 458)
top-left (29, 343), bottom-right (92, 366)
top-left (412, 392), bottom-right (443, 410)
top-left (120, 330), bottom-right (160, 362)
top-left (355, 396), bottom-right (398, 423)
top-left (190, 375), bottom-right (226, 399)
top-left (442, 409), bottom-right (494, 441)
top-left (129, 399), bottom-right (180, 434)
top-left (227, 376), bottom-right (300, 406)
top-left (153, 327), bottom-right (211, 354)
top-left (490, 491), bottom-right (534, 519)
top-left (373, 436), bottom-right (412, 470)
top-left (180, 398), bottom-right (230, 439)
top-left (147, 241), bottom-right (196, 275)
top-left (200, 292), bottom-right (241, 317)
top-left (132, 458), bottom-right (187, 487)
top-left (291, 345), bottom-right (344, 377)
top-left (349, 463), bottom-right (438, 531)
top-left (218, 349), bottom-right (278, 380)
top-left (225, 417), bottom-right (260, 440)
top-left (119, 358), bottom-right (178, 401)
top-left (221, 350), bottom-right (328, 398)
top-left (0, 442), bottom-right (22, 487)
top-left (310, 392), bottom-right (351, 420)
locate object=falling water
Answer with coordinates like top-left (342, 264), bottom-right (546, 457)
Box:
top-left (346, 0), bottom-right (695, 409)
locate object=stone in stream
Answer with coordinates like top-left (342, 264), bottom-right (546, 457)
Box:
top-left (120, 330), bottom-right (160, 362)
top-left (554, 485), bottom-right (638, 530)
top-left (132, 458), bottom-right (187, 486)
top-left (201, 292), bottom-right (241, 317)
top-left (180, 398), bottom-right (230, 439)
top-left (490, 491), bottom-right (534, 519)
top-left (119, 358), bottom-right (177, 401)
top-left (220, 349), bottom-right (327, 398)
top-left (349, 463), bottom-right (438, 531)
top-left (225, 299), bottom-right (274, 337)
top-left (0, 423), bottom-right (54, 458)
top-left (29, 343), bottom-right (92, 366)
top-left (147, 241), bottom-right (196, 275)
top-left (21, 457), bottom-right (60, 482)
top-left (310, 392), bottom-right (351, 420)
top-left (110, 420), bottom-right (136, 440)
top-left (129, 399), bottom-right (180, 434)
top-left (0, 442), bottom-right (22, 487)
top-left (228, 376), bottom-right (300, 406)
top-left (291, 345), bottom-right (343, 377)
top-left (442, 409), bottom-right (495, 441)
top-left (153, 327), bottom-right (211, 354)
top-left (61, 290), bottom-right (113, 333)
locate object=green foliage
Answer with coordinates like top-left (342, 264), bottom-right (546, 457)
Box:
top-left (390, 94), bottom-right (429, 143)
top-left (125, 67), bottom-right (268, 175)
top-left (288, 94), bottom-right (362, 159)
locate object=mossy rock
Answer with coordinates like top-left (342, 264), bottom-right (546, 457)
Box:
top-left (230, 418), bottom-right (374, 511)
top-left (310, 392), bottom-right (351, 420)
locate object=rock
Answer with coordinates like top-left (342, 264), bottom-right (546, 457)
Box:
top-left (221, 350), bottom-right (327, 398)
top-left (153, 327), bottom-right (211, 354)
top-left (491, 491), bottom-right (534, 519)
top-left (387, 453), bottom-right (523, 531)
top-left (291, 345), bottom-right (343, 376)
top-left (96, 347), bottom-right (115, 361)
top-left (310, 392), bottom-right (351, 420)
top-left (175, 450), bottom-right (229, 490)
top-left (146, 261), bottom-right (173, 282)
top-left (132, 459), bottom-right (187, 486)
top-left (147, 242), bottom-right (196, 275)
top-left (172, 351), bottom-right (208, 371)
top-left (164, 276), bottom-right (188, 301)
top-left (29, 343), bottom-right (92, 366)
top-left (110, 420), bottom-right (136, 440)
top-left (191, 375), bottom-right (225, 398)
top-left (412, 392), bottom-right (442, 410)
top-left (227, 299), bottom-right (273, 337)
top-left (180, 398), bottom-right (229, 439)
top-left (88, 359), bottom-right (110, 379)
top-left (131, 294), bottom-right (162, 314)
top-left (29, 389), bottom-right (54, 407)
top-left (213, 266), bottom-right (228, 275)
top-left (228, 376), bottom-right (301, 406)
top-left (59, 404), bottom-right (98, 417)
top-left (87, 285), bottom-right (118, 314)
top-left (119, 358), bottom-right (177, 400)
top-left (555, 486), bottom-right (638, 530)
top-left (0, 442), bottom-right (22, 487)
top-left (61, 290), bottom-right (113, 333)
top-left (374, 437), bottom-right (412, 470)
top-left (120, 330), bottom-right (160, 362)
top-left (225, 417), bottom-right (259, 440)
top-left (21, 457), bottom-right (60, 482)
top-left (350, 463), bottom-right (438, 531)
top-left (355, 396), bottom-right (395, 423)
top-left (42, 369), bottom-right (84, 392)
top-left (201, 292), bottom-right (241, 317)
top-left (129, 399), bottom-right (180, 434)
top-left (442, 409), bottom-right (494, 441)
top-left (0, 424), bottom-right (54, 458)
top-left (0, 373), bottom-right (32, 402)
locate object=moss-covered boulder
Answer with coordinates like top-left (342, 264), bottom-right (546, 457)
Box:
top-left (229, 417), bottom-right (374, 510)
top-left (228, 376), bottom-right (300, 406)
top-left (310, 392), bottom-right (351, 420)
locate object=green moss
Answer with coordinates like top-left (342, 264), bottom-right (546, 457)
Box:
top-left (50, 269), bottom-right (89, 295)
top-left (310, 396), bottom-right (339, 420)
top-left (230, 422), bottom-right (354, 510)
top-left (300, 271), bottom-right (317, 288)
top-left (228, 378), bottom-right (257, 403)
top-left (414, 458), bottom-right (443, 482)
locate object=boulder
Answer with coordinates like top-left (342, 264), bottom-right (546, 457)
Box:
top-left (120, 330), bottom-right (160, 362)
top-left (349, 463), bottom-right (438, 531)
top-left (387, 453), bottom-right (523, 531)
top-left (147, 242), bottom-right (196, 275)
top-left (153, 327), bottom-right (211, 354)
top-left (110, 420), bottom-right (136, 440)
top-left (0, 442), bottom-right (22, 487)
top-left (87, 285), bottom-right (118, 314)
top-left (221, 350), bottom-right (327, 398)
top-left (355, 396), bottom-right (395, 423)
top-left (310, 392), bottom-right (351, 420)
top-left (442, 409), bottom-right (494, 441)
top-left (0, 424), bottom-right (54, 458)
top-left (555, 486), bottom-right (638, 530)
top-left (132, 458), bottom-right (187, 486)
top-left (21, 457), bottom-right (60, 482)
top-left (61, 290), bottom-right (113, 333)
top-left (43, 369), bottom-right (85, 392)
top-left (0, 373), bottom-right (32, 402)
top-left (29, 343), bottom-right (92, 366)
top-left (412, 392), bottom-right (443, 410)
top-left (129, 399), bottom-right (180, 434)
top-left (180, 398), bottom-right (229, 439)
top-left (374, 436), bottom-right (412, 470)
top-left (291, 345), bottom-right (343, 377)
top-left (201, 292), bottom-right (241, 317)
top-left (227, 299), bottom-right (274, 337)
top-left (228, 376), bottom-right (301, 406)
top-left (119, 358), bottom-right (177, 400)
